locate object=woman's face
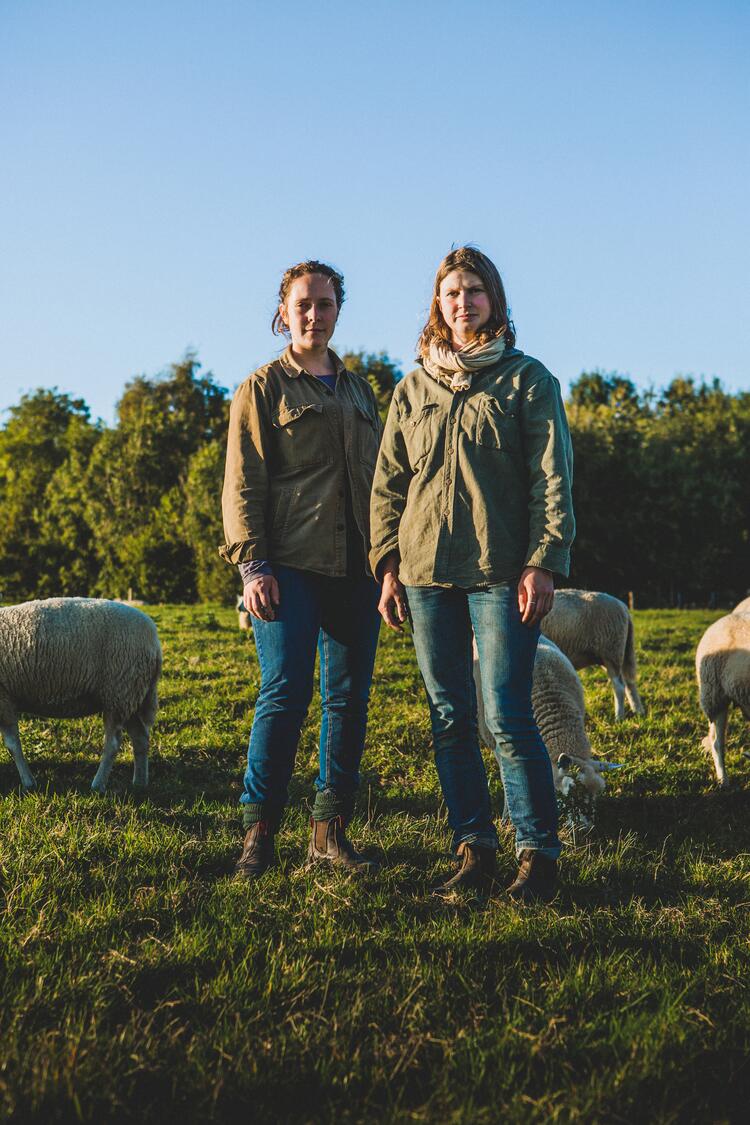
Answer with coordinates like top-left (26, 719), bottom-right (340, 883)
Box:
top-left (437, 269), bottom-right (492, 347)
top-left (280, 273), bottom-right (339, 351)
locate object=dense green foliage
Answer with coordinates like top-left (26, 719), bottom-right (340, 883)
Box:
top-left (568, 372), bottom-right (750, 604)
top-left (0, 356), bottom-right (747, 605)
top-left (0, 608), bottom-right (749, 1122)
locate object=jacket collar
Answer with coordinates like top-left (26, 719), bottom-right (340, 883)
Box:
top-left (279, 346), bottom-right (346, 379)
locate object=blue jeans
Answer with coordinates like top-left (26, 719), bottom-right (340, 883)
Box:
top-left (405, 583), bottom-right (561, 859)
top-left (241, 565), bottom-right (381, 827)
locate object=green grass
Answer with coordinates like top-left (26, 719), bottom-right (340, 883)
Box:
top-left (1, 607), bottom-right (749, 1123)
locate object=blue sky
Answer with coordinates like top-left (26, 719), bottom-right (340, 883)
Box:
top-left (1, 0), bottom-right (748, 423)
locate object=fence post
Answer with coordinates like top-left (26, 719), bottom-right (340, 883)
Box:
top-left (628, 591), bottom-right (635, 611)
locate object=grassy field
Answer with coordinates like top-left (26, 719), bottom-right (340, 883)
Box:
top-left (1, 607), bottom-right (749, 1123)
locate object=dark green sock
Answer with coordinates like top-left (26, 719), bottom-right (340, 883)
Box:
top-left (311, 789), bottom-right (355, 823)
top-left (242, 803), bottom-right (282, 831)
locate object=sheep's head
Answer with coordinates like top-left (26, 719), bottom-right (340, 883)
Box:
top-left (553, 754), bottom-right (622, 830)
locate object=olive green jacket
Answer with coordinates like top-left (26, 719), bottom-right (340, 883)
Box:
top-left (369, 348), bottom-right (575, 587)
top-left (220, 348), bottom-right (382, 576)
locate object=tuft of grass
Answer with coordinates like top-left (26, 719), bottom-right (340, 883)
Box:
top-left (1, 608), bottom-right (749, 1123)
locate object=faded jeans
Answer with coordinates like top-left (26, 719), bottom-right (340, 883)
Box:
top-left (241, 565), bottom-right (381, 827)
top-left (405, 582), bottom-right (561, 859)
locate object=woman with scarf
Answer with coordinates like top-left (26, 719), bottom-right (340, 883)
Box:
top-left (369, 246), bottom-right (575, 901)
top-left (220, 260), bottom-right (382, 880)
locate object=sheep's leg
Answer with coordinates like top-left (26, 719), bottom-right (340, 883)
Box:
top-left (91, 717), bottom-right (123, 795)
top-left (606, 665), bottom-right (627, 721)
top-left (704, 709), bottom-right (729, 787)
top-left (625, 679), bottom-right (645, 715)
top-left (1, 722), bottom-right (36, 791)
top-left (125, 715), bottom-right (149, 788)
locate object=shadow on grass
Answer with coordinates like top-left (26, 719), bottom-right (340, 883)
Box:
top-left (593, 787), bottom-right (750, 852)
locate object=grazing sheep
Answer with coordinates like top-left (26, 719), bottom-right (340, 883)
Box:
top-left (540, 589), bottom-right (644, 721)
top-left (733, 596), bottom-right (750, 615)
top-left (473, 636), bottom-right (618, 804)
top-left (695, 612), bottom-right (750, 786)
top-left (0, 598), bottom-right (161, 794)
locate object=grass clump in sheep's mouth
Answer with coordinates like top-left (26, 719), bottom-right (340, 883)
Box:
top-left (0, 606), bottom-right (749, 1124)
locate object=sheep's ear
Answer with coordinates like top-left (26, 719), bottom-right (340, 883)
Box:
top-left (591, 760), bottom-right (624, 772)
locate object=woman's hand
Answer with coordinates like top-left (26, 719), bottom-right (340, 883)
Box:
top-left (244, 575), bottom-right (281, 621)
top-left (517, 566), bottom-right (554, 627)
top-left (378, 554), bottom-right (409, 631)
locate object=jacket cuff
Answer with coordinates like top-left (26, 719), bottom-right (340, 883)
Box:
top-left (238, 559), bottom-right (273, 585)
top-left (218, 539), bottom-right (268, 565)
top-left (369, 538), bottom-right (400, 582)
top-left (524, 544), bottom-right (570, 577)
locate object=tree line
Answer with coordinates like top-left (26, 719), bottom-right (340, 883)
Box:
top-left (1, 355), bottom-right (748, 606)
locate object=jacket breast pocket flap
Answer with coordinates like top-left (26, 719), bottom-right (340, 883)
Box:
top-left (271, 401), bottom-right (329, 468)
top-left (273, 402), bottom-right (323, 428)
top-left (476, 395), bottom-right (520, 452)
top-left (404, 402), bottom-right (438, 467)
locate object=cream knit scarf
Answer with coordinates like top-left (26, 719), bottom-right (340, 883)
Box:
top-left (421, 331), bottom-right (507, 392)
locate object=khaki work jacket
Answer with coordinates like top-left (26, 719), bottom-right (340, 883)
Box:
top-left (369, 348), bottom-right (575, 587)
top-left (220, 348), bottom-right (382, 577)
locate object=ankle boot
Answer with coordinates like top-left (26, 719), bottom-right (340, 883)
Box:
top-left (433, 841), bottom-right (497, 897)
top-left (506, 849), bottom-right (557, 903)
top-left (307, 816), bottom-right (378, 873)
top-left (235, 820), bottom-right (275, 880)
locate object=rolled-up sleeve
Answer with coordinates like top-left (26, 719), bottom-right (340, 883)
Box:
top-left (368, 392), bottom-right (413, 580)
top-left (521, 374), bottom-right (575, 577)
top-left (219, 378), bottom-right (271, 565)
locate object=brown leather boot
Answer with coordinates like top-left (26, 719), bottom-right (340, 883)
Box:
top-left (506, 849), bottom-right (557, 903)
top-left (307, 816), bottom-right (379, 873)
top-left (235, 820), bottom-right (275, 880)
top-left (432, 841), bottom-right (498, 897)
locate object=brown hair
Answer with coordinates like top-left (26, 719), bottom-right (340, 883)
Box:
top-left (271, 260), bottom-right (345, 336)
top-left (418, 245), bottom-right (516, 356)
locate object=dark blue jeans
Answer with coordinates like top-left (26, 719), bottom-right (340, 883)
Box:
top-left (241, 565), bottom-right (381, 827)
top-left (406, 583), bottom-right (561, 859)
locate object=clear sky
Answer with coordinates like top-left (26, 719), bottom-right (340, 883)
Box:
top-left (1, 0), bottom-right (748, 423)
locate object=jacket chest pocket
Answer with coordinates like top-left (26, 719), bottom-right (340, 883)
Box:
top-left (475, 394), bottom-right (521, 454)
top-left (272, 402), bottom-right (332, 469)
top-left (354, 404), bottom-right (380, 467)
top-left (403, 402), bottom-right (440, 469)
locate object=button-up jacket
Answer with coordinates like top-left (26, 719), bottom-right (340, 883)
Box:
top-left (369, 348), bottom-right (575, 587)
top-left (220, 348), bottom-right (382, 576)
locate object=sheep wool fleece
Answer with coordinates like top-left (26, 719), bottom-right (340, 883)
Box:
top-left (0, 598), bottom-right (162, 724)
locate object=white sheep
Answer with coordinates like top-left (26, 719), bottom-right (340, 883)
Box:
top-left (695, 611), bottom-right (750, 786)
top-left (0, 598), bottom-right (161, 794)
top-left (540, 589), bottom-right (644, 721)
top-left (473, 636), bottom-right (618, 806)
top-left (732, 596), bottom-right (750, 615)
